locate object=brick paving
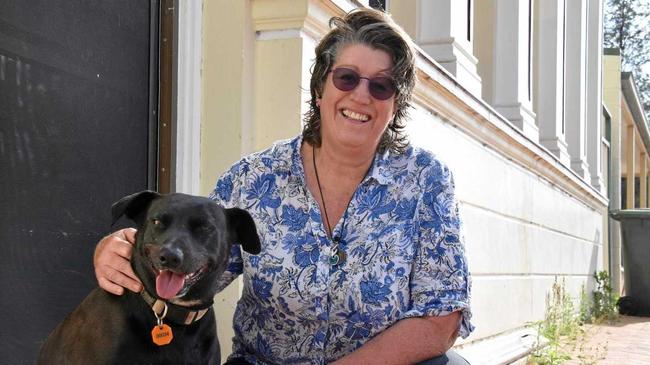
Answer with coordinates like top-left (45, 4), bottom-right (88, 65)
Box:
top-left (564, 315), bottom-right (650, 365)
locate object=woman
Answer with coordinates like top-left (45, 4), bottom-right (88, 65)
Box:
top-left (95, 8), bottom-right (473, 365)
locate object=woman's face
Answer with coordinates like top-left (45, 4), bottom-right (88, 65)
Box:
top-left (318, 43), bottom-right (396, 153)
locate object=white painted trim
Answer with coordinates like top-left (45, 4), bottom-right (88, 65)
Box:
top-left (175, 0), bottom-right (202, 195)
top-left (456, 327), bottom-right (544, 365)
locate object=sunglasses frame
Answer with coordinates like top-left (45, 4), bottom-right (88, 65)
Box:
top-left (329, 67), bottom-right (396, 101)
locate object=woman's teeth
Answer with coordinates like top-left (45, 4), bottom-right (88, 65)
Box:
top-left (342, 109), bottom-right (370, 122)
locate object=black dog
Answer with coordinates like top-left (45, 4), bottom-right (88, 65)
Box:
top-left (38, 191), bottom-right (260, 365)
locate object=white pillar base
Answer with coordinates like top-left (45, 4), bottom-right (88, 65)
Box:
top-left (541, 136), bottom-right (571, 166)
top-left (591, 174), bottom-right (606, 195)
top-left (495, 103), bottom-right (539, 141)
top-left (421, 40), bottom-right (482, 97)
top-left (571, 158), bottom-right (591, 181)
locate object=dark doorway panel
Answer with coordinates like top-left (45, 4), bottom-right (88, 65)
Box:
top-left (0, 1), bottom-right (159, 363)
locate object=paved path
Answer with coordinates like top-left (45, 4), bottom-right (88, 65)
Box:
top-left (564, 315), bottom-right (650, 365)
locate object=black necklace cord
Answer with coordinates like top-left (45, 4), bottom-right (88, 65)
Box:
top-left (312, 144), bottom-right (346, 265)
top-left (313, 144), bottom-right (333, 238)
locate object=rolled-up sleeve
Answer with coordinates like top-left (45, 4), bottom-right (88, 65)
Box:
top-left (402, 163), bottom-right (473, 338)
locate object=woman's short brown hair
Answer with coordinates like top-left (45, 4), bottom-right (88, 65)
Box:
top-left (302, 7), bottom-right (416, 154)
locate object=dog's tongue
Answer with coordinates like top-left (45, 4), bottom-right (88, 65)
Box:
top-left (156, 270), bottom-right (185, 299)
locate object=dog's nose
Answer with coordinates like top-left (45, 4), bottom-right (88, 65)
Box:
top-left (158, 246), bottom-right (183, 269)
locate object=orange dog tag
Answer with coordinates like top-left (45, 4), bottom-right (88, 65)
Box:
top-left (151, 324), bottom-right (174, 346)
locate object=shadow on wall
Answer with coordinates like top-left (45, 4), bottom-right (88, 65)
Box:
top-left (586, 229), bottom-right (601, 292)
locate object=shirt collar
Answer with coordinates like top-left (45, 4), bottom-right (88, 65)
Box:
top-left (290, 135), bottom-right (305, 179)
top-left (363, 147), bottom-right (392, 186)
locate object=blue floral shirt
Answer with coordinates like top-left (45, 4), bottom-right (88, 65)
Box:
top-left (210, 136), bottom-right (473, 365)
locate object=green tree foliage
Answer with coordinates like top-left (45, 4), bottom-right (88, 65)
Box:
top-left (604, 0), bottom-right (650, 120)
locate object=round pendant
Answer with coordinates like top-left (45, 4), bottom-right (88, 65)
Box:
top-left (329, 250), bottom-right (346, 266)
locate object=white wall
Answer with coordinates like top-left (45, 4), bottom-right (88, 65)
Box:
top-left (407, 104), bottom-right (604, 341)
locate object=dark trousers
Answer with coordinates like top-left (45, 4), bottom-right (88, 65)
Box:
top-left (415, 350), bottom-right (470, 365)
top-left (224, 350), bottom-right (470, 365)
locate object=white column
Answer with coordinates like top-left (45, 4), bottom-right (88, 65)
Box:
top-left (491, 0), bottom-right (538, 141)
top-left (564, 0), bottom-right (591, 181)
top-left (586, 0), bottom-right (605, 193)
top-left (409, 0), bottom-right (482, 97)
top-left (534, 0), bottom-right (570, 166)
top-left (175, 0), bottom-right (203, 195)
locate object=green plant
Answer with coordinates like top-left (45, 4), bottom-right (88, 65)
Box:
top-left (541, 278), bottom-right (582, 340)
top-left (579, 284), bottom-right (591, 324)
top-left (528, 273), bottom-right (617, 365)
top-left (529, 278), bottom-right (580, 365)
top-left (590, 270), bottom-right (619, 323)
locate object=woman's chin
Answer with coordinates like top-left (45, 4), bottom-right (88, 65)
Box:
top-left (331, 135), bottom-right (379, 152)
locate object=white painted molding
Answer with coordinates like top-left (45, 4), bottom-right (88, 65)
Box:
top-left (564, 0), bottom-right (591, 181)
top-left (491, 0), bottom-right (538, 141)
top-left (456, 327), bottom-right (543, 365)
top-left (586, 0), bottom-right (605, 192)
top-left (174, 0), bottom-right (202, 195)
top-left (535, 0), bottom-right (571, 166)
top-left (415, 0), bottom-right (482, 97)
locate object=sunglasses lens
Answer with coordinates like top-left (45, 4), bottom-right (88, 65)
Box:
top-left (331, 68), bottom-right (396, 100)
top-left (332, 68), bottom-right (359, 91)
top-left (369, 77), bottom-right (395, 100)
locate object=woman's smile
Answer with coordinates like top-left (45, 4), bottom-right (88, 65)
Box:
top-left (341, 108), bottom-right (371, 122)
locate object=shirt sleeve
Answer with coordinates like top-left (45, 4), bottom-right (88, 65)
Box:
top-left (402, 162), bottom-right (474, 338)
top-left (208, 160), bottom-right (246, 292)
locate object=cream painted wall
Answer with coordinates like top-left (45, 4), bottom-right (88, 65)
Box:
top-left (253, 37), bottom-right (307, 150)
top-left (202, 0), bottom-right (257, 357)
top-left (603, 55), bottom-right (622, 138)
top-left (602, 54), bottom-right (623, 291)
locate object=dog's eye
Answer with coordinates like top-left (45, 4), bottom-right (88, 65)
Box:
top-left (189, 219), bottom-right (213, 234)
top-left (152, 218), bottom-right (162, 226)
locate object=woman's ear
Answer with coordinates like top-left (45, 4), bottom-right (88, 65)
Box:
top-left (316, 98), bottom-right (321, 107)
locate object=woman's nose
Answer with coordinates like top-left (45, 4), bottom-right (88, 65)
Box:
top-left (349, 79), bottom-right (372, 104)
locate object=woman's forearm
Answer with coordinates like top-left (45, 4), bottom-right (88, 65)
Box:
top-left (330, 312), bottom-right (461, 365)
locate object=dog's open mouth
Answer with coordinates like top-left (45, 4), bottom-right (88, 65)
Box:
top-left (155, 266), bottom-right (208, 300)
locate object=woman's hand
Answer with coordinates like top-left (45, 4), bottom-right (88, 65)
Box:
top-left (93, 228), bottom-right (143, 295)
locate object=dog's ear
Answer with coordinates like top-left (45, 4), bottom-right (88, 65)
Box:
top-left (224, 207), bottom-right (261, 254)
top-left (111, 190), bottom-right (161, 226)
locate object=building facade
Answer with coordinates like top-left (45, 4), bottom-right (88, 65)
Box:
top-left (172, 0), bottom-right (613, 362)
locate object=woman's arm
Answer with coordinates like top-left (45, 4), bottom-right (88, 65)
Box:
top-left (331, 312), bottom-right (461, 365)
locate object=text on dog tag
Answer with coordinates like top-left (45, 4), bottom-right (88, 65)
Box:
top-left (151, 324), bottom-right (174, 346)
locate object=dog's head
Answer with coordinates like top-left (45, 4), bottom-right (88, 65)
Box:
top-left (111, 191), bottom-right (261, 305)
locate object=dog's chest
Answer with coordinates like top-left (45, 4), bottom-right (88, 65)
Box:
top-left (112, 310), bottom-right (220, 364)
top-left (111, 295), bottom-right (220, 364)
